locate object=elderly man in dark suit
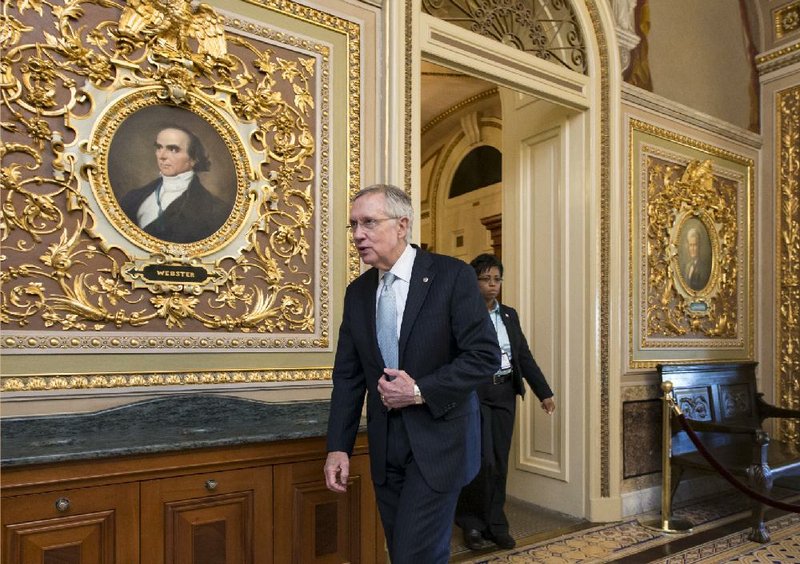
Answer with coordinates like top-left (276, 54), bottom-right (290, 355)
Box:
top-left (119, 125), bottom-right (232, 243)
top-left (324, 184), bottom-right (500, 564)
top-left (683, 226), bottom-right (711, 291)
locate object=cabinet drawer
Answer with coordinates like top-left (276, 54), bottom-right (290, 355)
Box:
top-left (141, 466), bottom-right (272, 564)
top-left (2, 482), bottom-right (139, 564)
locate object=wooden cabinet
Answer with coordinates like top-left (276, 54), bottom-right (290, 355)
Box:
top-left (1, 436), bottom-right (384, 564)
top-left (1, 482), bottom-right (139, 563)
top-left (274, 454), bottom-right (381, 563)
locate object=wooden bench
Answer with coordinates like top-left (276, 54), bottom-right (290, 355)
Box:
top-left (659, 361), bottom-right (800, 542)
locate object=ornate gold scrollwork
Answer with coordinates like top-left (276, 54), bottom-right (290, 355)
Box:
top-left (777, 86), bottom-right (800, 444)
top-left (644, 158), bottom-right (740, 339)
top-left (1, 0), bottom-right (330, 349)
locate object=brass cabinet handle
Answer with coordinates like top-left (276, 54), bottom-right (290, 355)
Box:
top-left (55, 497), bottom-right (70, 512)
top-left (205, 479), bottom-right (218, 491)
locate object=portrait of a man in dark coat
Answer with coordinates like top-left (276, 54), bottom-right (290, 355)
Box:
top-left (118, 124), bottom-right (233, 243)
top-left (680, 223), bottom-right (712, 292)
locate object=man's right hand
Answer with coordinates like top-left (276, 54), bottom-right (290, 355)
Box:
top-left (324, 451), bottom-right (350, 493)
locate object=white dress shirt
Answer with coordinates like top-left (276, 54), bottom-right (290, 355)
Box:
top-left (376, 244), bottom-right (417, 339)
top-left (136, 170), bottom-right (195, 228)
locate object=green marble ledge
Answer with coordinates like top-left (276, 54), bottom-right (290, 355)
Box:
top-left (1, 395), bottom-right (347, 467)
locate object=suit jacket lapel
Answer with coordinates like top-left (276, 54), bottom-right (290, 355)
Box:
top-left (500, 305), bottom-right (519, 356)
top-left (398, 250), bottom-right (434, 364)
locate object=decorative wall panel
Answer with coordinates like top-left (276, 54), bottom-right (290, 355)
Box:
top-left (629, 120), bottom-right (754, 368)
top-left (777, 85), bottom-right (800, 442)
top-left (622, 399), bottom-right (660, 479)
top-left (0, 0), bottom-right (363, 389)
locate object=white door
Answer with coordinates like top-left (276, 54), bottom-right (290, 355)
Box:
top-left (499, 88), bottom-right (587, 517)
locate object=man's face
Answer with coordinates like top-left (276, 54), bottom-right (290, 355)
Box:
top-left (155, 128), bottom-right (196, 177)
top-left (349, 192), bottom-right (408, 271)
top-left (687, 234), bottom-right (699, 259)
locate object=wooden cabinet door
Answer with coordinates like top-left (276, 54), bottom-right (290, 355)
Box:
top-left (1, 482), bottom-right (139, 564)
top-left (140, 466), bottom-right (272, 564)
top-left (273, 454), bottom-right (384, 564)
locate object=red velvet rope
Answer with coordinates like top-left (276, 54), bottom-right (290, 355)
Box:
top-left (675, 413), bottom-right (800, 513)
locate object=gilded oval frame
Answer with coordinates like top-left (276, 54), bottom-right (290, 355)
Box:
top-left (90, 89), bottom-right (253, 256)
top-left (671, 211), bottom-right (719, 298)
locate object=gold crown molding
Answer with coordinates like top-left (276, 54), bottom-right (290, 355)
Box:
top-left (1, 368), bottom-right (333, 392)
top-left (421, 88), bottom-right (499, 133)
top-left (3, 333), bottom-right (327, 351)
top-left (756, 40), bottom-right (800, 74)
top-left (777, 85), bottom-right (800, 444)
top-left (405, 0), bottom-right (414, 192)
top-left (756, 40), bottom-right (800, 64)
top-left (629, 121), bottom-right (756, 166)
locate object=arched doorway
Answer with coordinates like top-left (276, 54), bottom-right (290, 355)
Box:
top-left (413, 2), bottom-right (615, 520)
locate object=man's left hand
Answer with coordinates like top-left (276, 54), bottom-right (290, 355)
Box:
top-left (378, 369), bottom-right (418, 409)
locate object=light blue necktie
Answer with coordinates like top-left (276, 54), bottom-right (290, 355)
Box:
top-left (377, 272), bottom-right (398, 369)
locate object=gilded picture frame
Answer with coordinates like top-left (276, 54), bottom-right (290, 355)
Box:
top-left (0, 0), bottom-right (365, 390)
top-left (629, 119), bottom-right (754, 368)
top-left (101, 98), bottom-right (246, 251)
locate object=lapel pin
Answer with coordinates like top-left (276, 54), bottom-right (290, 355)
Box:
top-left (423, 277), bottom-right (429, 283)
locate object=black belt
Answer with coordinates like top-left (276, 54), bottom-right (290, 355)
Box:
top-left (492, 370), bottom-right (513, 385)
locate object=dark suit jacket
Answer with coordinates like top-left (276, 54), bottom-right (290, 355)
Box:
top-left (119, 176), bottom-right (232, 243)
top-left (498, 304), bottom-right (553, 401)
top-left (685, 258), bottom-right (711, 291)
top-left (326, 247), bottom-right (501, 492)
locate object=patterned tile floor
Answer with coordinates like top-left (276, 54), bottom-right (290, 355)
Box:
top-left (450, 498), bottom-right (589, 561)
top-left (451, 488), bottom-right (800, 563)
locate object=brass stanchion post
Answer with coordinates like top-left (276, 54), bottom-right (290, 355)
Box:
top-left (643, 381), bottom-right (693, 533)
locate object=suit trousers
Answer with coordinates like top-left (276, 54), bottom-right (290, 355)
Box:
top-left (373, 411), bottom-right (460, 564)
top-left (455, 376), bottom-right (517, 536)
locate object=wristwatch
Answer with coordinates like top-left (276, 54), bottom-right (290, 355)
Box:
top-left (413, 384), bottom-right (424, 404)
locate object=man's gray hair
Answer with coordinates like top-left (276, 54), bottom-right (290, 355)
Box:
top-left (353, 184), bottom-right (414, 243)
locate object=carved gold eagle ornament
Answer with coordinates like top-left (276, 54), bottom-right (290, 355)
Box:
top-left (118, 0), bottom-right (228, 61)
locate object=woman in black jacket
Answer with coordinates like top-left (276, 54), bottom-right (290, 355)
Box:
top-left (455, 253), bottom-right (556, 551)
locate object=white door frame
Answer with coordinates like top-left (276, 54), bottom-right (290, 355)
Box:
top-left (384, 2), bottom-right (626, 522)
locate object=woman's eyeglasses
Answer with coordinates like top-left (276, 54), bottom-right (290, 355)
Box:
top-left (477, 276), bottom-right (503, 283)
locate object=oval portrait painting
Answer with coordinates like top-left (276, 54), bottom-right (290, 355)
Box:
top-left (107, 105), bottom-right (237, 244)
top-left (677, 217), bottom-right (713, 292)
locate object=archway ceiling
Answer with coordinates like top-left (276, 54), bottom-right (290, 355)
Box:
top-left (421, 61), bottom-right (495, 126)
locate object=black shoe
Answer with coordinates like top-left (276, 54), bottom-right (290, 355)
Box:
top-left (487, 531), bottom-right (516, 549)
top-left (463, 528), bottom-right (484, 551)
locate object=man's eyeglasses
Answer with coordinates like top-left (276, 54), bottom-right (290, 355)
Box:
top-left (477, 276), bottom-right (503, 283)
top-left (346, 217), bottom-right (399, 231)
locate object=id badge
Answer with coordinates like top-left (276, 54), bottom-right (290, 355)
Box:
top-left (500, 351), bottom-right (512, 371)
